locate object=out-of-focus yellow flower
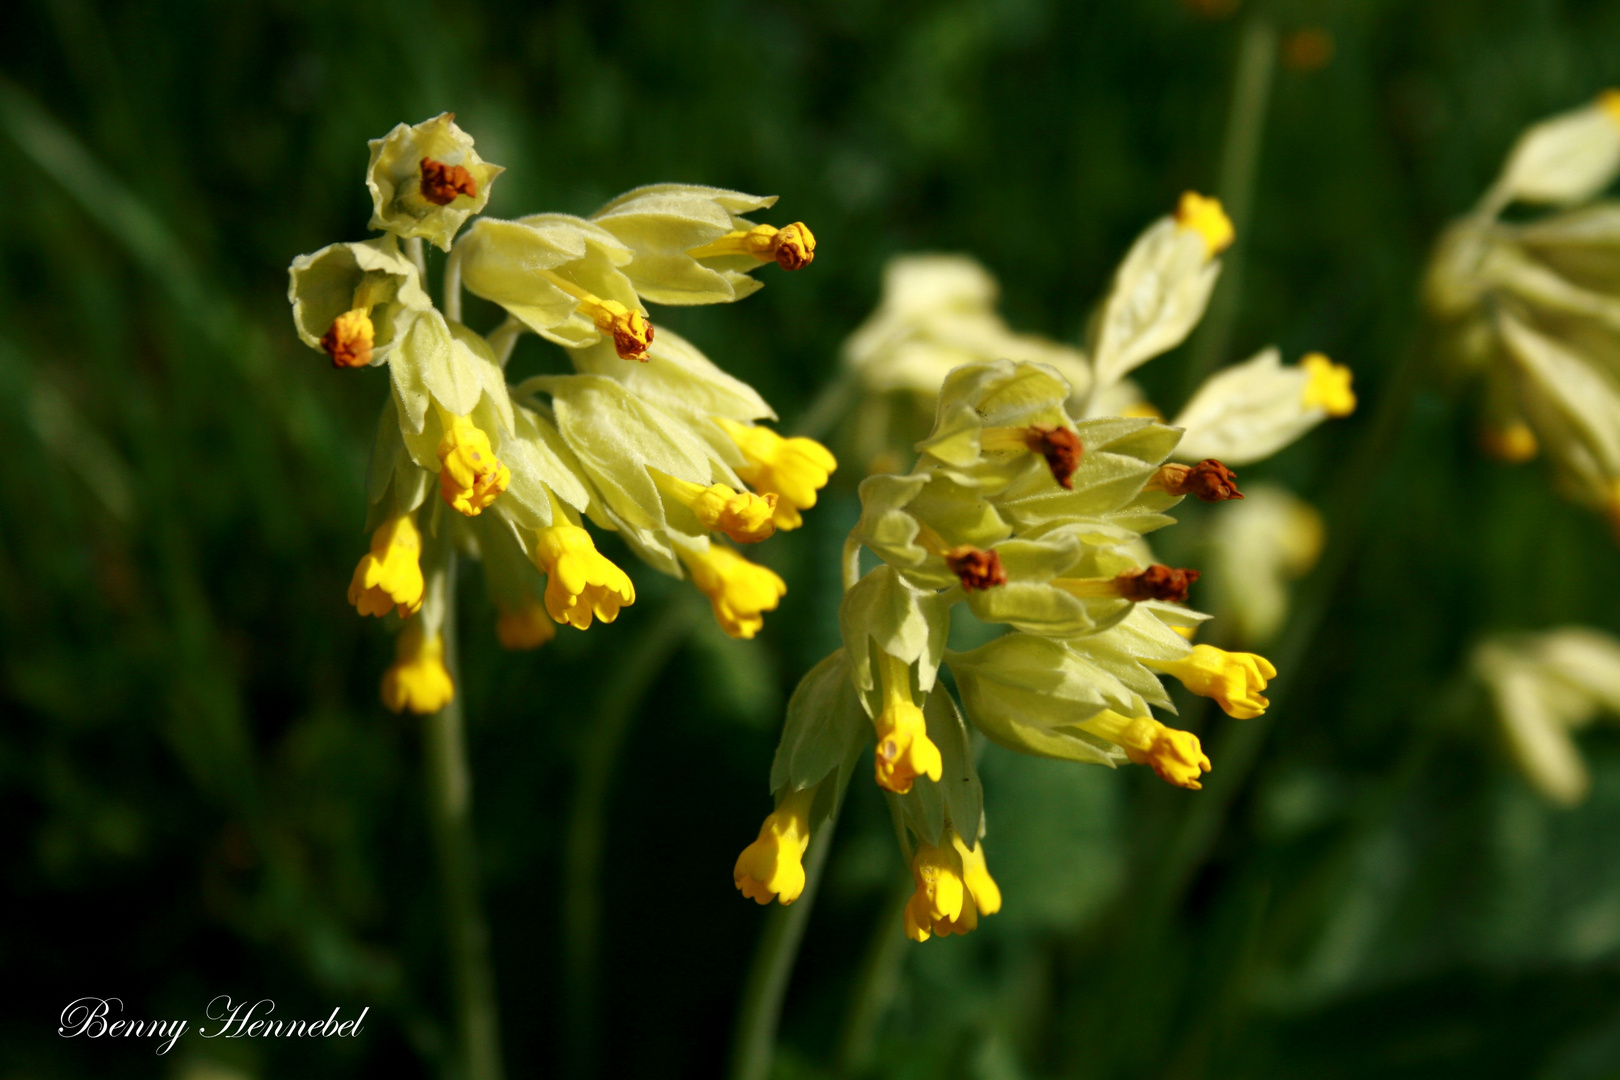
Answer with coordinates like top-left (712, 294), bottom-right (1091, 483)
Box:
top-left (1481, 421), bottom-right (1539, 463)
top-left (532, 519), bottom-right (635, 630)
top-left (734, 787), bottom-right (815, 905)
top-left (714, 418), bottom-right (837, 530)
top-left (381, 622), bottom-right (455, 714)
top-left (348, 512), bottom-right (425, 617)
top-left (679, 542), bottom-right (786, 639)
top-left (496, 603), bottom-right (556, 650)
top-left (1175, 191), bottom-right (1236, 258)
top-left (1300, 353), bottom-right (1357, 416)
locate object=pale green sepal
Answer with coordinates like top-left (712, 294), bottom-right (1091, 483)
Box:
top-left (994, 417), bottom-right (1177, 529)
top-left (990, 533), bottom-right (1084, 581)
top-left (854, 473), bottom-right (931, 569)
top-left (1498, 312), bottom-right (1620, 489)
top-left (362, 395), bottom-right (433, 531)
top-left (450, 322), bottom-right (516, 434)
top-left (908, 475), bottom-right (1013, 548)
top-left (1494, 98), bottom-right (1620, 209)
top-left (565, 327), bottom-right (775, 424)
top-left (840, 566), bottom-right (954, 698)
top-left (1090, 217), bottom-right (1220, 393)
top-left (964, 581), bottom-right (1126, 639)
top-left (916, 402), bottom-right (984, 466)
top-left (919, 360), bottom-right (1075, 470)
top-left (473, 510), bottom-right (549, 612)
top-left (1070, 606), bottom-right (1197, 713)
top-left (288, 236), bottom-right (429, 360)
top-left (589, 183), bottom-right (778, 305)
top-left (387, 308), bottom-right (459, 436)
top-left (886, 691), bottom-right (982, 848)
top-left (366, 113), bottom-right (504, 252)
top-left (768, 650), bottom-right (871, 802)
top-left (1172, 347), bottom-right (1328, 465)
top-left (495, 404), bottom-right (595, 530)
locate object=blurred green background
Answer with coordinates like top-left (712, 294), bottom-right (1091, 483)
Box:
top-left (5, 1), bottom-right (1620, 1078)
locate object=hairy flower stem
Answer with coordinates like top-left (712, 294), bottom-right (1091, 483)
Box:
top-left (422, 552), bottom-right (505, 1080)
top-left (561, 598), bottom-right (698, 1080)
top-left (1183, 15), bottom-right (1278, 397)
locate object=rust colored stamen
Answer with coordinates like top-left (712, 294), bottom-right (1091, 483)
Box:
top-left (1149, 459), bottom-right (1243, 502)
top-left (945, 546), bottom-right (1007, 591)
top-left (772, 222), bottom-right (816, 270)
top-left (420, 157), bottom-right (478, 206)
top-left (1026, 426), bottom-right (1083, 489)
top-left (1116, 564), bottom-right (1201, 603)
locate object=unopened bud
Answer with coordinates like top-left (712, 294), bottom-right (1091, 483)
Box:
top-left (420, 157), bottom-right (479, 206)
top-left (321, 309), bottom-right (376, 368)
top-left (945, 546), bottom-right (1007, 591)
top-left (1026, 425), bottom-right (1083, 489)
top-left (1149, 459), bottom-right (1243, 501)
top-left (1116, 564), bottom-right (1201, 603)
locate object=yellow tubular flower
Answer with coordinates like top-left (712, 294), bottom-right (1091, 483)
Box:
top-left (904, 840), bottom-right (966, 942)
top-left (686, 221), bottom-right (817, 270)
top-left (1146, 645), bottom-right (1277, 719)
top-left (322, 309), bottom-right (375, 368)
top-left (873, 652), bottom-right (943, 795)
top-left (714, 418), bottom-right (837, 530)
top-left (381, 623), bottom-right (455, 714)
top-left (679, 542), bottom-right (786, 639)
top-left (536, 269), bottom-right (654, 360)
top-left (1175, 191), bottom-right (1235, 257)
top-left (347, 512), bottom-right (425, 617)
top-left (533, 520), bottom-right (636, 630)
top-left (1481, 422), bottom-right (1539, 463)
top-left (436, 410), bottom-right (511, 516)
top-left (654, 471), bottom-right (778, 544)
top-left (1602, 89), bottom-right (1620, 127)
top-left (496, 603), bottom-right (556, 650)
top-left (1300, 353), bottom-right (1356, 416)
top-left (1076, 711), bottom-right (1212, 790)
top-left (734, 787), bottom-right (815, 905)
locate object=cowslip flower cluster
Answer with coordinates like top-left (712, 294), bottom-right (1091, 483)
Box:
top-left (1426, 91), bottom-right (1620, 535)
top-left (1474, 627), bottom-right (1620, 806)
top-left (288, 114), bottom-right (833, 712)
top-left (735, 358), bottom-right (1280, 940)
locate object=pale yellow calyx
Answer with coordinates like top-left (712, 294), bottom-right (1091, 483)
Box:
top-left (1481, 422), bottom-right (1538, 463)
top-left (1300, 353), bottom-right (1356, 416)
top-left (679, 542), bottom-right (786, 640)
top-left (536, 268), bottom-right (654, 360)
top-left (734, 787), bottom-right (815, 905)
top-left (1601, 89), bottom-right (1620, 128)
top-left (322, 309), bottom-right (376, 368)
top-left (435, 409), bottom-right (511, 516)
top-left (1076, 711), bottom-right (1212, 790)
top-left (1146, 644), bottom-right (1277, 719)
top-left (496, 603), bottom-right (556, 650)
top-left (873, 652), bottom-right (943, 795)
top-left (686, 221), bottom-right (817, 270)
top-left (1175, 191), bottom-right (1235, 257)
top-left (532, 517), bottom-right (636, 630)
top-left (653, 471), bottom-right (778, 544)
top-left (381, 622), bottom-right (455, 715)
top-left (348, 511), bottom-right (425, 618)
top-left (714, 418), bottom-right (837, 531)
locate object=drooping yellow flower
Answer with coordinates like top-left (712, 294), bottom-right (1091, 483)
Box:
top-left (679, 542), bottom-right (786, 640)
top-left (1076, 710), bottom-right (1212, 790)
top-left (381, 622), bottom-right (455, 714)
top-left (347, 512), bottom-right (425, 618)
top-left (1146, 645), bottom-right (1276, 719)
top-left (436, 410), bottom-right (511, 516)
top-left (1175, 191), bottom-right (1235, 258)
top-left (686, 221), bottom-right (817, 270)
top-left (533, 269), bottom-right (655, 360)
top-left (872, 652), bottom-right (943, 795)
top-left (734, 787), bottom-right (815, 905)
top-left (1300, 353), bottom-right (1356, 416)
top-left (532, 520), bottom-right (636, 630)
top-left (653, 471), bottom-right (778, 544)
top-left (496, 603), bottom-right (556, 650)
top-left (714, 418), bottom-right (837, 530)
top-left (903, 831), bottom-right (1001, 942)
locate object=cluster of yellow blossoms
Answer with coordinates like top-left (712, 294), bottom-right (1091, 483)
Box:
top-left (288, 114), bottom-right (835, 713)
top-left (738, 193), bottom-right (1356, 939)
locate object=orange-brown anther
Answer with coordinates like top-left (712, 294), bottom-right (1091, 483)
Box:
top-left (1116, 564), bottom-right (1201, 603)
top-left (420, 157), bottom-right (479, 206)
top-left (1150, 459), bottom-right (1244, 502)
top-left (321, 309), bottom-right (375, 368)
top-left (945, 546), bottom-right (1007, 591)
top-left (605, 307), bottom-right (654, 360)
top-left (773, 222), bottom-right (816, 270)
top-left (1025, 426), bottom-right (1084, 489)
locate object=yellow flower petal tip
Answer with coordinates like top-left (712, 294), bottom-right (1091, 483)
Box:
top-left (1126, 725), bottom-right (1212, 790)
top-left (680, 543), bottom-right (786, 639)
top-left (1481, 422), bottom-right (1538, 463)
top-left (687, 221), bottom-right (817, 270)
top-left (734, 789), bottom-right (814, 906)
top-left (1175, 191), bottom-right (1235, 257)
top-left (1149, 645), bottom-right (1276, 719)
top-left (872, 653), bottom-right (942, 794)
top-left (903, 832), bottom-right (1000, 942)
top-left (658, 471), bottom-right (779, 543)
top-left (533, 522), bottom-right (636, 631)
top-left (348, 512), bottom-right (426, 618)
top-left (437, 413), bottom-right (510, 516)
top-left (1301, 353), bottom-right (1356, 417)
top-left (380, 625), bottom-right (455, 715)
top-left (715, 419), bottom-right (837, 531)
top-left (496, 604), bottom-right (556, 650)
top-left (322, 309), bottom-right (375, 368)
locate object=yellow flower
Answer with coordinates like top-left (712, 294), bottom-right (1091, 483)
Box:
top-left (532, 521), bottom-right (636, 630)
top-left (496, 603), bottom-right (556, 650)
top-left (714, 418), bottom-right (837, 530)
top-left (686, 221), bottom-right (817, 270)
top-left (322, 308), bottom-right (376, 368)
top-left (734, 787), bottom-right (815, 905)
top-left (1174, 191), bottom-right (1235, 257)
top-left (653, 471), bottom-right (778, 544)
top-left (903, 831), bottom-right (1001, 942)
top-left (381, 622), bottom-right (455, 714)
top-left (873, 652), bottom-right (943, 795)
top-left (436, 410), bottom-right (511, 516)
top-left (679, 542), bottom-right (786, 639)
top-left (1300, 353), bottom-right (1356, 416)
top-left (1481, 422), bottom-right (1539, 463)
top-left (1146, 645), bottom-right (1277, 719)
top-left (347, 512), bottom-right (425, 618)
top-left (1075, 711), bottom-right (1212, 790)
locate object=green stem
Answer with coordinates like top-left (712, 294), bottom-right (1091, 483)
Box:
top-left (560, 598), bottom-right (698, 1080)
top-left (1182, 15), bottom-right (1278, 396)
top-left (834, 880), bottom-right (912, 1076)
top-left (422, 551), bottom-right (505, 1080)
top-left (728, 795), bottom-right (845, 1080)
top-left (405, 236), bottom-right (430, 291)
top-left (444, 240), bottom-right (465, 324)
top-left (793, 370), bottom-right (857, 441)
